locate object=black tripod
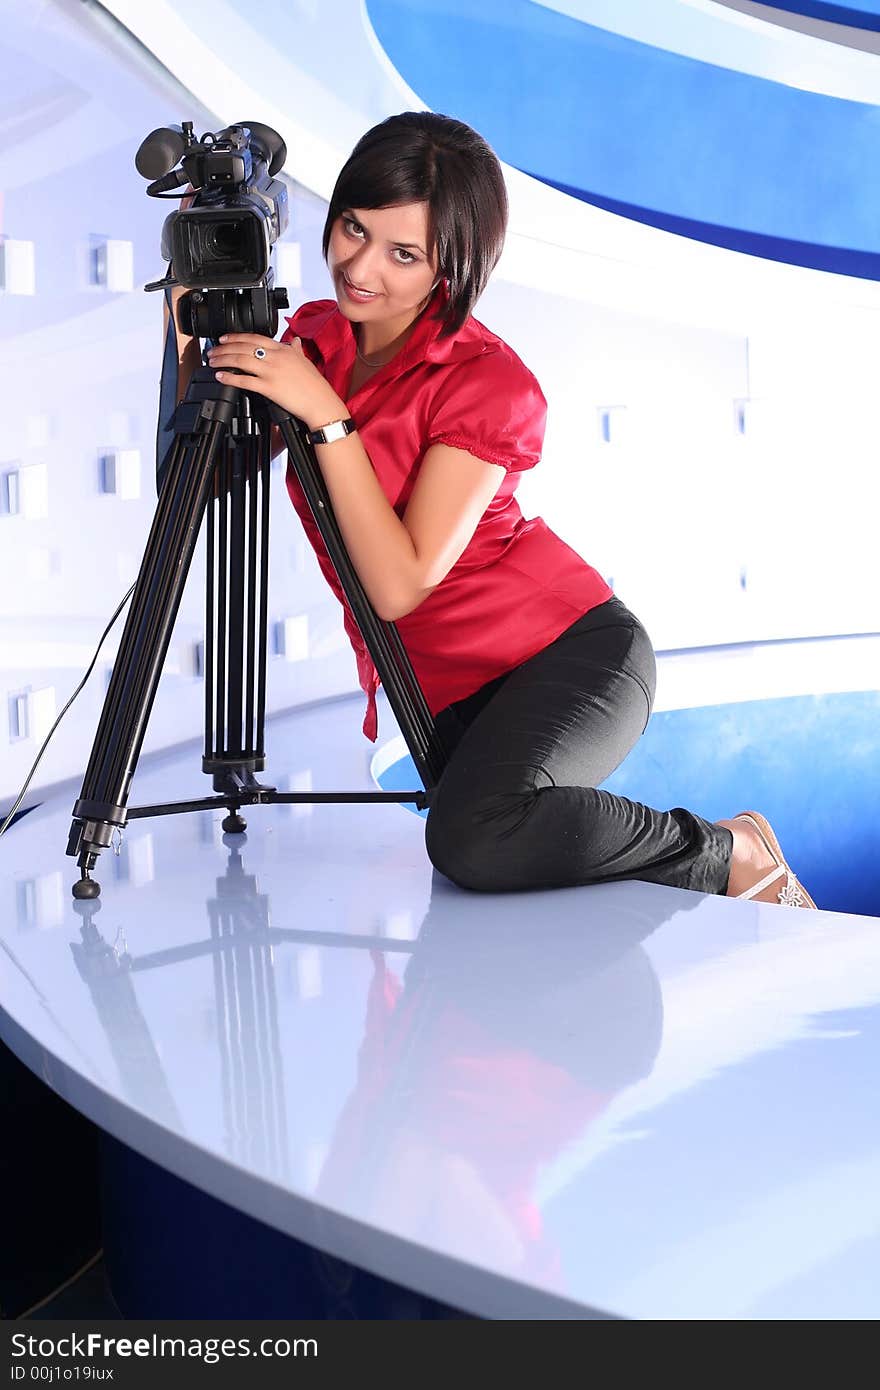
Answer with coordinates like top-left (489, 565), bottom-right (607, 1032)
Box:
top-left (66, 311), bottom-right (448, 900)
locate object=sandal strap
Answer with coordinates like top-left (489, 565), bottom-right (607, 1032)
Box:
top-left (737, 864), bottom-right (806, 905)
top-left (737, 864), bottom-right (785, 900)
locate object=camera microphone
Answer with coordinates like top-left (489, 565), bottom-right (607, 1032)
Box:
top-left (136, 125), bottom-right (187, 180)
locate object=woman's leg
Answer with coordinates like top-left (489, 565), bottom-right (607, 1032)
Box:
top-left (426, 598), bottom-right (734, 895)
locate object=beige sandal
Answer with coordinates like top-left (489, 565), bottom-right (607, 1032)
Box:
top-left (731, 811), bottom-right (817, 908)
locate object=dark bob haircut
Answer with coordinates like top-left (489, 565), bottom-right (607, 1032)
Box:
top-left (322, 112), bottom-right (508, 338)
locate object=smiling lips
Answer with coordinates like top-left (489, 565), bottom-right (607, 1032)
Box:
top-left (342, 273), bottom-right (379, 301)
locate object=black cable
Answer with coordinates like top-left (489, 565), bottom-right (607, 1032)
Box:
top-left (0, 584), bottom-right (136, 839)
top-left (13, 1248), bottom-right (104, 1320)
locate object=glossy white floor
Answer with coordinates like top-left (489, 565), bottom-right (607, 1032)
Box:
top-left (2, 669), bottom-right (880, 1320)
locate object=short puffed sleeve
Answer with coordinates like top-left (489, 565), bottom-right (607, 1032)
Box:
top-left (425, 349), bottom-right (547, 473)
top-left (280, 301), bottom-right (334, 369)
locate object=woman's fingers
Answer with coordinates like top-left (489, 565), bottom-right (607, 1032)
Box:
top-left (212, 333), bottom-right (304, 358)
top-left (213, 332), bottom-right (284, 350)
top-left (208, 342), bottom-right (302, 377)
top-left (211, 366), bottom-right (269, 395)
top-left (207, 348), bottom-right (268, 370)
top-left (206, 336), bottom-right (314, 413)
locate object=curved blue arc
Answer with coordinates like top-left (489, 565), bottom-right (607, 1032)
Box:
top-left (366, 0), bottom-right (880, 270)
top-left (761, 1), bottom-right (880, 31)
top-left (523, 171), bottom-right (880, 279)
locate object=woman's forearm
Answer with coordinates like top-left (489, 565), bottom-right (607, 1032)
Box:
top-left (307, 409), bottom-right (426, 621)
top-left (177, 339), bottom-right (202, 403)
top-left (162, 293), bottom-right (202, 402)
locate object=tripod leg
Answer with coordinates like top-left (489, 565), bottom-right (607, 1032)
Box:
top-left (67, 374), bottom-right (238, 897)
top-left (202, 396), bottom-right (274, 816)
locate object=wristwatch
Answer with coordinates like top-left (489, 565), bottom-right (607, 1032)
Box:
top-left (305, 417), bottom-right (357, 446)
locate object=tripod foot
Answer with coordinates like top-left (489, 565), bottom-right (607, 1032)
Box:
top-left (222, 809), bottom-right (247, 834)
top-left (72, 874), bottom-right (101, 900)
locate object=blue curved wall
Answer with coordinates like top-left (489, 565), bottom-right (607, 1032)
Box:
top-left (367, 0), bottom-right (880, 276)
top-left (378, 690), bottom-right (880, 919)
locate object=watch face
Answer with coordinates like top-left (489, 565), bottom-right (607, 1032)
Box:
top-left (310, 419), bottom-right (353, 443)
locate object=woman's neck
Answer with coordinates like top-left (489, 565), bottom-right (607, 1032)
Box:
top-left (355, 286), bottom-right (436, 361)
top-left (355, 317), bottom-right (415, 363)
top-left (356, 304), bottom-right (429, 361)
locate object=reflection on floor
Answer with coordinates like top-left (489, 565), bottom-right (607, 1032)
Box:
top-left (3, 687), bottom-right (880, 1319)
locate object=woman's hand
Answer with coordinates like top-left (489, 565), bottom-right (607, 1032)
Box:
top-left (206, 333), bottom-right (343, 430)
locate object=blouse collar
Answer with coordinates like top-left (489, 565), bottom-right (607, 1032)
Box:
top-left (285, 278), bottom-right (489, 389)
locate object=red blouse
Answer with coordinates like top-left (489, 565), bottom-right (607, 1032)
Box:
top-left (281, 280), bottom-right (612, 740)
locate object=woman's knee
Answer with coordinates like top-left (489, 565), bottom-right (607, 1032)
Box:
top-left (426, 781), bottom-right (623, 891)
top-left (424, 788), bottom-right (537, 892)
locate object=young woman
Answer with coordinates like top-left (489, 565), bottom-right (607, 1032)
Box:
top-left (202, 111), bottom-right (817, 909)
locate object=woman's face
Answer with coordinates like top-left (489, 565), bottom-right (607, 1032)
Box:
top-left (327, 202), bottom-right (440, 332)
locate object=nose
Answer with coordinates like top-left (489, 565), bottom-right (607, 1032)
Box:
top-left (345, 244), bottom-right (382, 291)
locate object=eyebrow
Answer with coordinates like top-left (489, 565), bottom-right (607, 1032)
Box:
top-left (344, 209), bottom-right (427, 256)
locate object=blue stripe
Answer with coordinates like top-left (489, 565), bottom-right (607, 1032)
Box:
top-left (521, 171), bottom-right (880, 280)
top-left (761, 1), bottom-right (880, 31)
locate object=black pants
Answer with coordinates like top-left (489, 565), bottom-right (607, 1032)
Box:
top-left (425, 595), bottom-right (734, 895)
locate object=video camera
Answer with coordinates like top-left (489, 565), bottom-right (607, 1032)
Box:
top-left (136, 119), bottom-right (290, 338)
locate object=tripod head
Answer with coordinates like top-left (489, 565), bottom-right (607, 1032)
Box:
top-left (175, 283), bottom-right (289, 340)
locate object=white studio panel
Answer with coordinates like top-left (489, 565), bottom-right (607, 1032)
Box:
top-left (93, 238), bottom-right (136, 292)
top-left (0, 238), bottom-right (36, 295)
top-left (17, 464), bottom-right (49, 520)
top-left (99, 448), bottom-right (142, 499)
top-left (273, 615), bottom-right (310, 662)
top-left (29, 686), bottom-right (58, 745)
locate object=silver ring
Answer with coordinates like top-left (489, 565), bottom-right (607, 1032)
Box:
top-left (254, 346), bottom-right (267, 359)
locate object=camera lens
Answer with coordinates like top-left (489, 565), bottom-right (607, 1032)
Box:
top-left (173, 206), bottom-right (268, 287)
top-left (206, 222), bottom-right (243, 260)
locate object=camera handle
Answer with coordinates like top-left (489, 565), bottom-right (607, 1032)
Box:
top-left (66, 369), bottom-right (446, 901)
